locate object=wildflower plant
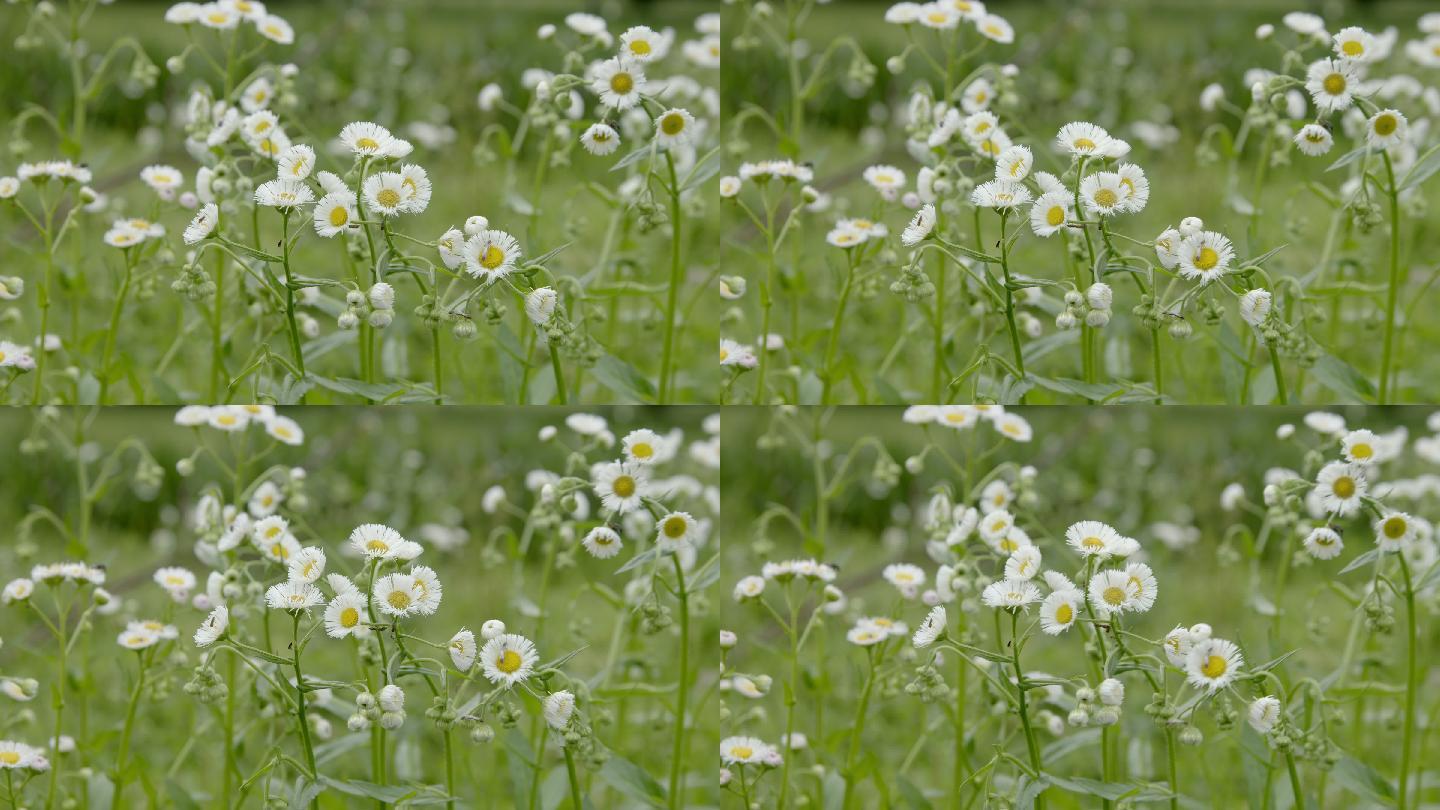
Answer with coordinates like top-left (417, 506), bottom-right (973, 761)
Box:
top-left (0, 406), bottom-right (719, 807)
top-left (0, 1), bottom-right (717, 404)
top-left (721, 405), bottom-right (1440, 808)
top-left (721, 2), bottom-right (1440, 405)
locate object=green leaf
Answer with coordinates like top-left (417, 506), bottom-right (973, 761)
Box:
top-left (597, 756), bottom-right (667, 808)
top-left (1016, 774), bottom-right (1050, 809)
top-left (1330, 755), bottom-right (1396, 806)
top-left (1309, 354), bottom-right (1375, 403)
top-left (590, 354), bottom-right (656, 402)
top-left (1039, 773), bottom-right (1174, 803)
top-left (305, 375), bottom-right (410, 403)
top-left (318, 777), bottom-right (442, 803)
top-left (1339, 548), bottom-right (1382, 575)
top-left (1327, 145), bottom-right (1372, 172)
top-left (1026, 375), bottom-right (1121, 402)
top-left (1398, 142), bottom-right (1440, 191)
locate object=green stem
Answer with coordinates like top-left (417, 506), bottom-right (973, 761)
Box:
top-left (657, 151), bottom-right (684, 403)
top-left (290, 614), bottom-right (319, 791)
top-left (841, 652), bottom-right (878, 810)
top-left (223, 651), bottom-right (236, 807)
top-left (1269, 340), bottom-right (1289, 404)
top-left (431, 326), bottom-right (444, 405)
top-left (1151, 326), bottom-right (1164, 403)
top-left (45, 604), bottom-right (67, 810)
top-left (996, 212), bottom-right (1027, 402)
top-left (667, 555), bottom-right (690, 810)
top-left (1286, 752), bottom-right (1305, 810)
top-left (821, 253), bottom-right (858, 405)
top-left (953, 636), bottom-right (968, 810)
top-left (1010, 611), bottom-right (1045, 808)
top-left (110, 657), bottom-right (147, 809)
top-left (1398, 555), bottom-right (1417, 807)
top-left (98, 252), bottom-right (135, 405)
top-left (548, 339), bottom-right (568, 405)
top-left (1378, 152), bottom-right (1401, 404)
top-left (32, 250), bottom-right (54, 405)
top-left (279, 213), bottom-right (308, 395)
top-left (211, 248), bottom-right (226, 401)
top-left (932, 246), bottom-right (946, 402)
top-left (564, 745), bottom-right (583, 809)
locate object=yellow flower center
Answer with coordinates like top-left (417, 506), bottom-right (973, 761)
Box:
top-left (218, 414), bottom-right (237, 425)
top-left (660, 113), bottom-right (686, 136)
top-left (1373, 115), bottom-right (1397, 136)
top-left (1094, 188), bottom-right (1118, 208)
top-left (1322, 73), bottom-right (1346, 95)
top-left (1054, 603), bottom-right (1073, 624)
top-left (999, 537), bottom-right (1018, 553)
top-left (611, 73), bottom-right (634, 94)
top-left (1073, 137), bottom-right (1095, 151)
top-left (272, 543), bottom-right (290, 560)
top-left (366, 539), bottom-right (390, 554)
top-left (340, 607), bottom-right (359, 628)
top-left (733, 745), bottom-right (753, 759)
top-left (1332, 476), bottom-right (1355, 498)
top-left (1201, 654), bottom-right (1228, 678)
top-left (631, 442), bottom-right (654, 459)
top-left (166, 575), bottom-right (186, 586)
top-left (1194, 247), bottom-right (1219, 271)
top-left (480, 245), bottom-right (506, 270)
top-left (613, 475), bottom-right (636, 498)
top-left (496, 649), bottom-right (522, 673)
top-left (0, 751), bottom-right (19, 765)
top-left (1341, 40), bottom-right (1364, 56)
top-left (208, 12), bottom-right (228, 24)
top-left (1103, 586), bottom-right (1127, 606)
top-left (376, 188), bottom-right (401, 208)
top-left (387, 590), bottom-right (411, 610)
top-left (264, 24), bottom-right (284, 37)
top-left (1351, 443), bottom-right (1373, 459)
top-left (1384, 517), bottom-right (1407, 539)
top-left (356, 137), bottom-right (379, 151)
top-left (630, 40), bottom-right (652, 56)
top-left (1046, 206), bottom-right (1065, 226)
top-left (1082, 536), bottom-right (1105, 550)
top-left (663, 516), bottom-right (688, 538)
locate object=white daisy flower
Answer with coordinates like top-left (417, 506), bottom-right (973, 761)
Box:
top-left (720, 736), bottom-right (770, 765)
top-left (479, 633), bottom-right (539, 687)
top-left (265, 580), bottom-right (323, 612)
top-left (912, 606), bottom-right (946, 648)
top-left (976, 13), bottom-right (1013, 43)
top-left (993, 412), bottom-right (1033, 442)
top-left (362, 172), bottom-right (407, 217)
top-left (1249, 696), bottom-right (1282, 733)
top-left (140, 164), bottom-right (184, 195)
top-left (619, 25), bottom-right (662, 60)
top-left (1342, 429), bottom-right (1379, 464)
top-left (193, 605), bottom-right (228, 648)
top-left (339, 121), bottom-right (398, 157)
top-left (256, 14), bottom-right (293, 45)
top-left (1087, 569), bottom-right (1138, 615)
top-left (995, 145), bottom-right (1033, 181)
top-left (845, 624), bottom-right (887, 646)
top-left (654, 108), bottom-right (696, 148)
top-left (981, 578), bottom-right (1042, 609)
top-left (449, 629), bottom-right (477, 671)
top-left (622, 429), bottom-right (663, 463)
top-left (287, 547), bottom-right (326, 584)
top-left (581, 123), bottom-right (621, 156)
top-left (373, 573), bottom-right (422, 617)
top-left (277, 144), bottom-right (315, 180)
top-left (266, 415), bottom-right (304, 446)
top-left (592, 461), bottom-right (650, 513)
top-left (117, 627), bottom-right (161, 650)
top-left (1004, 546), bottom-right (1042, 580)
top-left (1056, 122), bottom-right (1112, 157)
top-left (1305, 58), bottom-right (1358, 113)
top-left (323, 592), bottom-right (370, 638)
top-left (409, 565), bottom-right (443, 615)
top-left (350, 523), bottom-right (406, 560)
top-left (1079, 172), bottom-right (1127, 217)
top-left (183, 203), bottom-right (219, 245)
top-left (1314, 461), bottom-right (1366, 516)
top-left (971, 180), bottom-right (1032, 210)
top-left (1176, 230), bottom-right (1235, 283)
top-left (581, 524), bottom-right (622, 553)
top-left (436, 228), bottom-right (466, 269)
top-left (1029, 191), bottom-right (1072, 237)
top-left (902, 204), bottom-right (936, 247)
top-left (1302, 526), bottom-right (1344, 560)
top-left (1039, 590), bottom-right (1082, 635)
top-left (1375, 512), bottom-right (1416, 552)
top-left (862, 164), bottom-right (906, 197)
top-left (153, 566), bottom-right (196, 598)
top-left (544, 690), bottom-right (576, 730)
top-left (1066, 520), bottom-right (1120, 558)
top-left (733, 575), bottom-right (765, 601)
top-left (1123, 562), bottom-right (1158, 612)
top-left (1239, 289), bottom-right (1273, 327)
top-left (1185, 637), bottom-right (1243, 692)
top-left (1333, 26), bottom-right (1375, 61)
top-left (1365, 109), bottom-right (1408, 149)
top-left (463, 229), bottom-right (523, 282)
top-left (656, 512), bottom-right (697, 549)
top-left (254, 179), bottom-right (313, 210)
